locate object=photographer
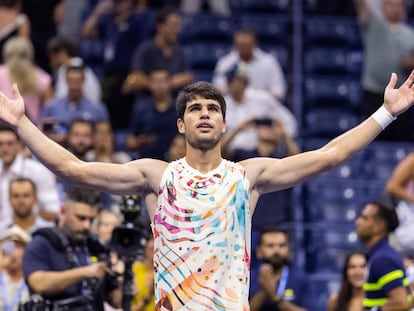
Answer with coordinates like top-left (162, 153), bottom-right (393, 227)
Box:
top-left (22, 186), bottom-right (123, 311)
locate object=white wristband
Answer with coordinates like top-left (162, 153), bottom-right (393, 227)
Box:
top-left (371, 105), bottom-right (396, 130)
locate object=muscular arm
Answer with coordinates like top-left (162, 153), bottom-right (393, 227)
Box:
top-left (382, 287), bottom-right (413, 311)
top-left (243, 71), bottom-right (414, 196)
top-left (27, 263), bottom-right (107, 296)
top-left (0, 85), bottom-right (166, 201)
top-left (353, 0), bottom-right (372, 24)
top-left (386, 153), bottom-right (414, 203)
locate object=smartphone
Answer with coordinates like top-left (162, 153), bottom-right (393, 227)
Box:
top-left (254, 118), bottom-right (273, 126)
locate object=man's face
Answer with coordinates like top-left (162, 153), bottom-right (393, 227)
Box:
top-left (149, 70), bottom-right (172, 100)
top-left (67, 123), bottom-right (93, 156)
top-left (355, 203), bottom-right (379, 242)
top-left (0, 131), bottom-right (20, 166)
top-left (96, 212), bottom-right (120, 243)
top-left (9, 181), bottom-right (37, 218)
top-left (256, 232), bottom-right (290, 270)
top-left (66, 69), bottom-right (84, 99)
top-left (177, 96), bottom-right (226, 152)
top-left (234, 32), bottom-right (256, 61)
top-left (1, 239), bottom-right (25, 271)
top-left (159, 13), bottom-right (182, 45)
top-left (62, 201), bottom-right (97, 241)
top-left (383, 0), bottom-right (405, 23)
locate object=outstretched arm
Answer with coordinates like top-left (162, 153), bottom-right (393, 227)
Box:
top-left (386, 152), bottom-right (414, 203)
top-left (0, 85), bottom-right (166, 195)
top-left (244, 70), bottom-right (414, 195)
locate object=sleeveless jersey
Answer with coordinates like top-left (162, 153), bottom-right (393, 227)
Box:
top-left (153, 158), bottom-right (251, 310)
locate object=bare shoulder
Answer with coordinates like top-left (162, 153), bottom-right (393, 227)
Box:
top-left (238, 157), bottom-right (280, 182)
top-left (327, 292), bottom-right (338, 311)
top-left (127, 158), bottom-right (169, 189)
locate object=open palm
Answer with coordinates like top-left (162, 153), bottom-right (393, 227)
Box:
top-left (0, 84), bottom-right (25, 128)
top-left (384, 70), bottom-right (414, 117)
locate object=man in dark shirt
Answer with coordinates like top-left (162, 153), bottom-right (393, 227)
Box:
top-left (249, 227), bottom-right (313, 311)
top-left (22, 186), bottom-right (122, 311)
top-left (355, 199), bottom-right (413, 310)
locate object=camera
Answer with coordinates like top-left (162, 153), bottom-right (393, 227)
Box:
top-left (254, 118), bottom-right (273, 126)
top-left (109, 195), bottom-right (148, 258)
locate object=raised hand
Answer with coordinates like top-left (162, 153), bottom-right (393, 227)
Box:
top-left (0, 84), bottom-right (25, 128)
top-left (384, 69), bottom-right (414, 117)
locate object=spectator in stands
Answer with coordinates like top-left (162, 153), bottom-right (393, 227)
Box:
top-left (58, 0), bottom-right (89, 44)
top-left (0, 178), bottom-right (55, 235)
top-left (0, 224), bottom-right (30, 310)
top-left (21, 0), bottom-right (62, 74)
top-left (212, 26), bottom-right (286, 101)
top-left (221, 63), bottom-right (297, 153)
top-left (355, 199), bottom-right (412, 309)
top-left (249, 227), bottom-right (313, 311)
top-left (0, 0), bottom-right (30, 64)
top-left (122, 8), bottom-right (193, 97)
top-left (46, 36), bottom-right (102, 102)
top-left (93, 209), bottom-right (121, 245)
top-left (180, 0), bottom-right (231, 16)
top-left (82, 0), bottom-right (152, 130)
top-left (86, 120), bottom-right (131, 164)
top-left (86, 120), bottom-right (131, 209)
top-left (222, 117), bottom-right (300, 227)
top-left (0, 37), bottom-right (52, 124)
top-left (64, 118), bottom-right (94, 161)
top-left (385, 151), bottom-right (414, 256)
top-left (132, 233), bottom-right (154, 311)
top-left (354, 0), bottom-right (414, 141)
top-left (0, 126), bottom-right (60, 222)
top-left (327, 250), bottom-right (366, 311)
top-left (40, 62), bottom-right (109, 144)
top-left (127, 69), bottom-right (178, 160)
top-left (164, 133), bottom-right (186, 162)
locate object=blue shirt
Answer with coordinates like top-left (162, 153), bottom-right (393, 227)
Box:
top-left (98, 11), bottom-right (152, 75)
top-left (22, 234), bottom-right (118, 311)
top-left (363, 238), bottom-right (410, 310)
top-left (128, 98), bottom-right (178, 160)
top-left (249, 265), bottom-right (313, 310)
top-left (40, 96), bottom-right (109, 128)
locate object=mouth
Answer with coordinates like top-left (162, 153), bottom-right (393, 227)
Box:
top-left (197, 123), bottom-right (213, 131)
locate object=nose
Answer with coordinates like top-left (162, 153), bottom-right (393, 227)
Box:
top-left (200, 106), bottom-right (210, 118)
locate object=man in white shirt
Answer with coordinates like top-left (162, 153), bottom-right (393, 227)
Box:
top-left (223, 64), bottom-right (297, 152)
top-left (0, 127), bottom-right (60, 221)
top-left (212, 26), bottom-right (286, 101)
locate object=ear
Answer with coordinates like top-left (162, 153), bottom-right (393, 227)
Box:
top-left (255, 247), bottom-right (263, 260)
top-left (222, 119), bottom-right (227, 133)
top-left (177, 118), bottom-right (185, 134)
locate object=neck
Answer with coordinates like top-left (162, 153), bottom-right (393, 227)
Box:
top-left (13, 212), bottom-right (35, 231)
top-left (352, 286), bottom-right (364, 297)
top-left (68, 94), bottom-right (82, 104)
top-left (365, 235), bottom-right (385, 250)
top-left (154, 34), bottom-right (171, 51)
top-left (154, 95), bottom-right (172, 111)
top-left (6, 268), bottom-right (23, 282)
top-left (185, 145), bottom-right (222, 174)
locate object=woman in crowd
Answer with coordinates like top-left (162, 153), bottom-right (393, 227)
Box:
top-left (327, 250), bottom-right (367, 311)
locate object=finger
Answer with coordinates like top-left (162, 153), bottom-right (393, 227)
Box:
top-left (386, 72), bottom-right (398, 90)
top-left (12, 84), bottom-right (23, 101)
top-left (408, 69), bottom-right (414, 88)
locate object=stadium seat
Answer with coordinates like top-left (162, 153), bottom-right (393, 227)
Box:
top-left (304, 108), bottom-right (360, 137)
top-left (230, 0), bottom-right (290, 13)
top-left (304, 47), bottom-right (362, 76)
top-left (183, 42), bottom-right (231, 70)
top-left (304, 226), bottom-right (363, 273)
top-left (304, 16), bottom-right (362, 48)
top-left (362, 141), bottom-right (412, 180)
top-left (237, 13), bottom-right (290, 45)
top-left (181, 13), bottom-right (235, 44)
top-left (304, 76), bottom-right (362, 110)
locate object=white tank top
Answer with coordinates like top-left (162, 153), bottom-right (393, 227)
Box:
top-left (153, 158), bottom-right (251, 310)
